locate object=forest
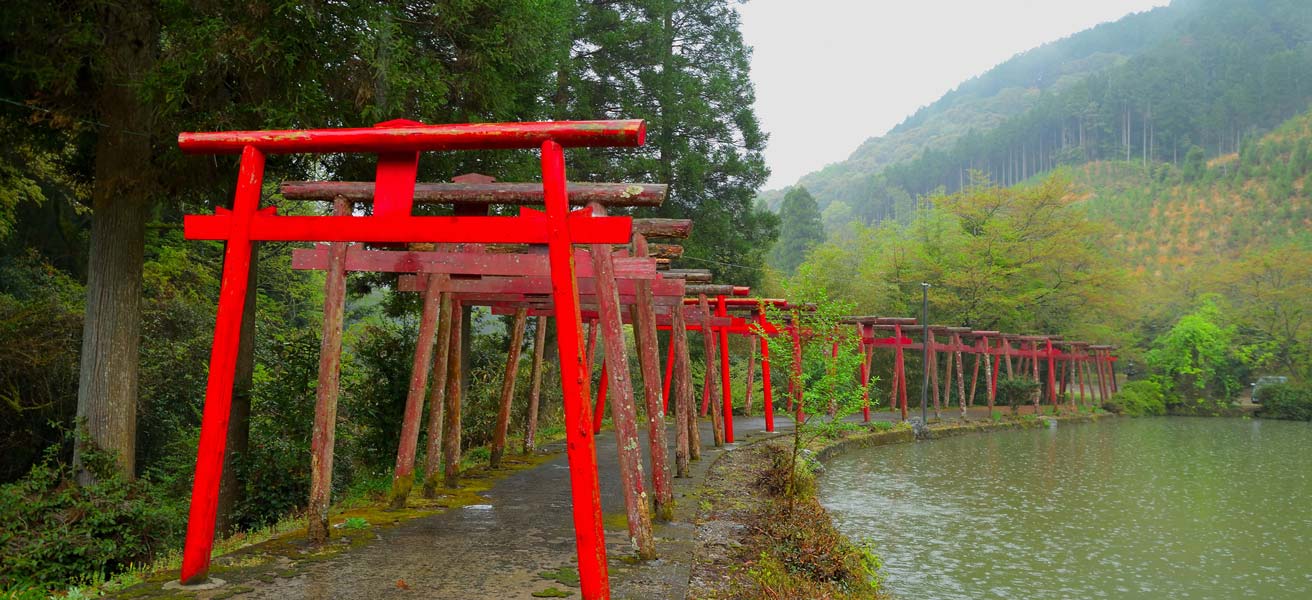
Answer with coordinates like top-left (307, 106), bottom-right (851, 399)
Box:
top-left (768, 0), bottom-right (1312, 226)
top-left (0, 1), bottom-right (774, 594)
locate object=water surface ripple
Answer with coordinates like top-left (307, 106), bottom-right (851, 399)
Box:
top-left (817, 418), bottom-right (1312, 599)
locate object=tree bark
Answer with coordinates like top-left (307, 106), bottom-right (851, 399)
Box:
top-left (74, 2), bottom-right (159, 483)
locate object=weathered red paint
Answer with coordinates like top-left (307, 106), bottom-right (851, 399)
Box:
top-left (422, 292), bottom-right (454, 497)
top-left (389, 271), bottom-right (446, 508)
top-left (307, 197), bottom-right (349, 543)
top-left (757, 313), bottom-right (775, 433)
top-left (716, 295), bottom-right (734, 443)
top-left (523, 316), bottom-right (548, 454)
top-left (590, 224), bottom-right (656, 560)
top-left (179, 119), bottom-right (646, 154)
top-left (281, 180), bottom-right (669, 208)
top-left (631, 234), bottom-right (673, 520)
top-left (490, 308), bottom-right (529, 468)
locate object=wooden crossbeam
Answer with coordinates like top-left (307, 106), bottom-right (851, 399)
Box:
top-left (280, 180), bottom-right (668, 207)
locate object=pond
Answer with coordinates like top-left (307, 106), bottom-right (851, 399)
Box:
top-left (818, 418), bottom-right (1312, 599)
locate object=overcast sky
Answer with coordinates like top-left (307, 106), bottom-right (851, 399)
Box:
top-left (738, 0), bottom-right (1171, 189)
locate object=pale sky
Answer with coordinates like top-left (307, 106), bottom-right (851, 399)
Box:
top-left (739, 0), bottom-right (1172, 189)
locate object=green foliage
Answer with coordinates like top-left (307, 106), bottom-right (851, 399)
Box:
top-left (0, 437), bottom-right (184, 592)
top-left (769, 186), bottom-right (826, 274)
top-left (1146, 296), bottom-right (1246, 402)
top-left (754, 274), bottom-right (868, 502)
top-left (1108, 380), bottom-right (1168, 417)
top-left (1256, 383), bottom-right (1312, 421)
top-left (342, 517), bottom-right (369, 530)
top-left (791, 174), bottom-right (1128, 340)
top-left (0, 252), bottom-right (84, 481)
top-left (995, 377), bottom-right (1040, 415)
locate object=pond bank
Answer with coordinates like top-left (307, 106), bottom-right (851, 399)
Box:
top-left (686, 412), bottom-right (1114, 599)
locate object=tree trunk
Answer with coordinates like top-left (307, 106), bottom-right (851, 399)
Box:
top-left (74, 2), bottom-right (158, 483)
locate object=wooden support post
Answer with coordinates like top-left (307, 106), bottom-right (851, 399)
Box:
top-left (590, 224), bottom-right (656, 560)
top-left (631, 233), bottom-right (673, 520)
top-left (744, 341), bottom-right (756, 417)
top-left (1031, 341), bottom-right (1041, 414)
top-left (675, 307), bottom-right (700, 462)
top-left (1076, 353), bottom-right (1086, 407)
top-left (758, 313), bottom-right (775, 432)
top-left (953, 334), bottom-right (967, 420)
top-left (859, 325), bottom-right (872, 422)
top-left (523, 316), bottom-right (548, 454)
top-left (698, 294), bottom-right (724, 446)
top-left (662, 335), bottom-right (675, 414)
top-left (829, 338), bottom-right (840, 417)
top-left (716, 295), bottom-right (734, 443)
top-left (1046, 339), bottom-right (1057, 410)
top-left (964, 340), bottom-right (975, 407)
top-left (1097, 351), bottom-right (1110, 404)
top-left (441, 299), bottom-right (464, 488)
top-left (181, 147), bottom-right (263, 584)
top-left (893, 323), bottom-right (908, 421)
top-left (422, 293), bottom-right (454, 496)
top-left (490, 308), bottom-right (528, 468)
top-left (983, 338), bottom-right (996, 416)
top-left (390, 272), bottom-right (446, 508)
top-left (541, 142), bottom-right (609, 599)
top-left (927, 331), bottom-right (941, 419)
top-left (308, 196), bottom-right (349, 543)
top-left (593, 359), bottom-right (609, 434)
top-left (672, 307), bottom-right (691, 477)
top-left (942, 339), bottom-right (954, 417)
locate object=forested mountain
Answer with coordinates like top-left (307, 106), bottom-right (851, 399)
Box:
top-left (1074, 105), bottom-right (1312, 276)
top-left (764, 0), bottom-right (1312, 229)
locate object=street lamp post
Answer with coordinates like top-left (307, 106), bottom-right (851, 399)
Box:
top-left (921, 283), bottom-right (930, 424)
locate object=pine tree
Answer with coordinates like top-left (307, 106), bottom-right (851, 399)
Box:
top-left (559, 0), bottom-right (776, 286)
top-left (770, 186), bottom-right (825, 274)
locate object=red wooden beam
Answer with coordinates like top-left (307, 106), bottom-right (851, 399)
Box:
top-left (280, 180), bottom-right (669, 208)
top-left (292, 245), bottom-right (657, 279)
top-left (184, 208), bottom-right (631, 245)
top-left (179, 119), bottom-right (645, 154)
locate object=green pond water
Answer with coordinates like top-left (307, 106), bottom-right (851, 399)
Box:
top-left (817, 417), bottom-right (1312, 599)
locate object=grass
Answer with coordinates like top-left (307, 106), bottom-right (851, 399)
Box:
top-left (58, 442), bottom-right (563, 599)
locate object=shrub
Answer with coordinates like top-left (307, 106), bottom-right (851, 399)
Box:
top-left (1110, 380), bottom-right (1168, 417)
top-left (0, 440), bottom-right (184, 592)
top-left (995, 377), bottom-right (1040, 415)
top-left (1256, 383), bottom-right (1312, 421)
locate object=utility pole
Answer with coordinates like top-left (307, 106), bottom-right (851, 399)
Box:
top-left (921, 283), bottom-right (931, 424)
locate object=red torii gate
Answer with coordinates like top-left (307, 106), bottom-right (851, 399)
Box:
top-left (846, 320), bottom-right (1119, 420)
top-left (176, 119), bottom-right (644, 599)
top-left (661, 296), bottom-right (790, 435)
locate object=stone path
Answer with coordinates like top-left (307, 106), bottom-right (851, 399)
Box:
top-left (222, 415), bottom-right (792, 600)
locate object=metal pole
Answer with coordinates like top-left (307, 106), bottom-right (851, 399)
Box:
top-left (920, 283), bottom-right (930, 424)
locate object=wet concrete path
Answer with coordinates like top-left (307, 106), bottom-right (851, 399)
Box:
top-left (202, 399), bottom-right (1069, 599)
top-left (232, 414), bottom-right (793, 600)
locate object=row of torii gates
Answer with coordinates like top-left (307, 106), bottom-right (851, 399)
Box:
top-left (175, 119), bottom-right (1118, 599)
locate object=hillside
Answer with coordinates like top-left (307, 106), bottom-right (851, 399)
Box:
top-left (763, 0), bottom-right (1312, 230)
top-left (1072, 106), bottom-right (1312, 277)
